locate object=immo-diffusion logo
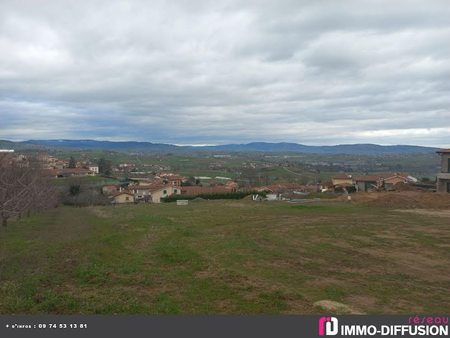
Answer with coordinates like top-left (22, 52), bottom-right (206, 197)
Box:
top-left (319, 317), bottom-right (339, 336)
top-left (318, 316), bottom-right (449, 336)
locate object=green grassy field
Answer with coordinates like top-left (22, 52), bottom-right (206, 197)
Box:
top-left (51, 176), bottom-right (120, 187)
top-left (0, 200), bottom-right (449, 314)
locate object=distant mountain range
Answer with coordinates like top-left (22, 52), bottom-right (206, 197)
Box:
top-left (0, 139), bottom-right (439, 155)
top-left (200, 142), bottom-right (438, 154)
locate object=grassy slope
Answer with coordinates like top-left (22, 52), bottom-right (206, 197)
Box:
top-left (0, 200), bottom-right (449, 314)
top-left (51, 176), bottom-right (120, 187)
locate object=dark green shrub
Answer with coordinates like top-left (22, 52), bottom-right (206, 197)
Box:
top-left (161, 191), bottom-right (261, 202)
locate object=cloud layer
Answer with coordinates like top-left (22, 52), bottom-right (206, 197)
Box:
top-left (1, 0), bottom-right (449, 146)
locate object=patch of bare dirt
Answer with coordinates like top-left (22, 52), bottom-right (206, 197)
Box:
top-left (356, 247), bottom-right (450, 283)
top-left (313, 300), bottom-right (365, 314)
top-left (346, 295), bottom-right (379, 312)
top-left (393, 209), bottom-right (450, 218)
top-left (348, 191), bottom-right (450, 209)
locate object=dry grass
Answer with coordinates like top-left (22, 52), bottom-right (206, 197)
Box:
top-left (348, 191), bottom-right (450, 209)
top-left (0, 194), bottom-right (449, 314)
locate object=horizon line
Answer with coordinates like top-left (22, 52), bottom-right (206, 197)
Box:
top-left (1, 138), bottom-right (445, 148)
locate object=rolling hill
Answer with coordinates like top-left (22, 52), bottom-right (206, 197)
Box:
top-left (0, 139), bottom-right (438, 155)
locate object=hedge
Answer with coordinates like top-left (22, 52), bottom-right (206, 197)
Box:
top-left (161, 191), bottom-right (263, 202)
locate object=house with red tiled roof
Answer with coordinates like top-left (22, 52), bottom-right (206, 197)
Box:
top-left (111, 191), bottom-right (135, 204)
top-left (382, 173), bottom-right (417, 190)
top-left (129, 184), bottom-right (153, 200)
top-left (353, 172), bottom-right (417, 192)
top-left (128, 183), bottom-right (181, 203)
top-left (162, 175), bottom-right (185, 187)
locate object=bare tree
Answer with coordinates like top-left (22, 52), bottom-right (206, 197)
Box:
top-left (0, 153), bottom-right (58, 227)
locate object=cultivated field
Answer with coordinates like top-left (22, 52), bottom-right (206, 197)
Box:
top-left (1, 196), bottom-right (449, 314)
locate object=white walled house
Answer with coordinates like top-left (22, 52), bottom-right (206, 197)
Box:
top-left (89, 166), bottom-right (99, 174)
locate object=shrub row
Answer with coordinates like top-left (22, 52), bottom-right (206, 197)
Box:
top-left (161, 191), bottom-right (262, 202)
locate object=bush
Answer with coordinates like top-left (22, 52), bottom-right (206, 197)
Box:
top-left (334, 186), bottom-right (356, 194)
top-left (346, 186), bottom-right (356, 194)
top-left (161, 191), bottom-right (259, 202)
top-left (69, 184), bottom-right (81, 196)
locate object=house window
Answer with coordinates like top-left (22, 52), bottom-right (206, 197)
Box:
top-left (163, 190), bottom-right (167, 194)
top-left (125, 197), bottom-right (129, 201)
top-left (448, 158), bottom-right (450, 173)
top-left (174, 189), bottom-right (177, 193)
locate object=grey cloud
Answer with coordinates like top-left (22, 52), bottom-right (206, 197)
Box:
top-left (0, 0), bottom-right (449, 146)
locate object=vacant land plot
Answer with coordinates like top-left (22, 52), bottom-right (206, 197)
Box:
top-left (0, 199), bottom-right (449, 314)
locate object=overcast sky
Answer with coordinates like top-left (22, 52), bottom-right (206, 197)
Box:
top-left (1, 0), bottom-right (449, 146)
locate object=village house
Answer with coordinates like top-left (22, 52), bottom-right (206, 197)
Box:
top-left (88, 165), bottom-right (99, 174)
top-left (162, 175), bottom-right (185, 187)
top-left (382, 173), bottom-right (418, 191)
top-left (250, 183), bottom-right (318, 201)
top-left (352, 172), bottom-right (417, 192)
top-left (436, 149), bottom-right (450, 193)
top-left (266, 193), bottom-right (281, 201)
top-left (353, 175), bottom-right (382, 192)
top-left (129, 185), bottom-right (152, 201)
top-left (331, 174), bottom-right (353, 188)
top-left (128, 183), bottom-right (180, 203)
top-left (111, 191), bottom-right (135, 204)
top-left (148, 185), bottom-right (179, 203)
top-left (53, 160), bottom-right (68, 170)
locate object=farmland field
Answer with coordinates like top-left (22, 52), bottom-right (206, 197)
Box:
top-left (0, 199), bottom-right (449, 314)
